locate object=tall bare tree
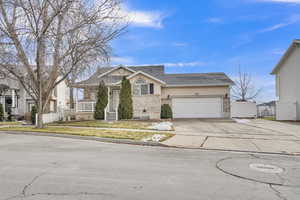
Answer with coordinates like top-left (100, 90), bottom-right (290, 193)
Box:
top-left (0, 0), bottom-right (125, 127)
top-left (232, 67), bottom-right (261, 102)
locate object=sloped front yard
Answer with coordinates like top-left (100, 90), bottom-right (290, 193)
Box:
top-left (0, 126), bottom-right (174, 142)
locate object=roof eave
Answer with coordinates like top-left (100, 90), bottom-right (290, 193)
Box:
top-left (164, 83), bottom-right (233, 87)
top-left (271, 40), bottom-right (300, 75)
top-left (126, 71), bottom-right (166, 85)
top-left (97, 66), bottom-right (136, 78)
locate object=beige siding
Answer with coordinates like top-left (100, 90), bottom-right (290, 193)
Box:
top-left (129, 74), bottom-right (162, 95)
top-left (132, 96), bottom-right (161, 119)
top-left (161, 86), bottom-right (231, 118)
top-left (109, 68), bottom-right (133, 76)
top-left (161, 86), bottom-right (230, 99)
top-left (129, 74), bottom-right (163, 119)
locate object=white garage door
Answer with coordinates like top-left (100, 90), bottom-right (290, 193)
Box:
top-left (172, 98), bottom-right (222, 118)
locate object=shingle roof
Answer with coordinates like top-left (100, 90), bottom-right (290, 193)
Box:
top-left (74, 65), bottom-right (234, 87)
top-left (162, 73), bottom-right (234, 86)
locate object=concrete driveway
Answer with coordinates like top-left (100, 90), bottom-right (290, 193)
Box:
top-left (163, 119), bottom-right (300, 154)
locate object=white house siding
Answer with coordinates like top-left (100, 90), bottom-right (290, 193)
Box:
top-left (276, 45), bottom-right (300, 120)
top-left (56, 80), bottom-right (70, 111)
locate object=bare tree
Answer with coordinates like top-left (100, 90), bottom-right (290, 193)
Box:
top-left (0, 0), bottom-right (125, 127)
top-left (231, 67), bottom-right (261, 102)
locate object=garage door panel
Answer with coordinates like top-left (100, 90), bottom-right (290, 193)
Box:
top-left (172, 98), bottom-right (222, 118)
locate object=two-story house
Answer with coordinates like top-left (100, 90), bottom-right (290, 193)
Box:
top-left (271, 39), bottom-right (300, 121)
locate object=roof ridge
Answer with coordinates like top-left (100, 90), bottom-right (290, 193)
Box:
top-left (165, 72), bottom-right (226, 76)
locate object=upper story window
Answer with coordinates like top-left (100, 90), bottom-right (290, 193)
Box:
top-left (0, 72), bottom-right (5, 79)
top-left (133, 78), bottom-right (154, 96)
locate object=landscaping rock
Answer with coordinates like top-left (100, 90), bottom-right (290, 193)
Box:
top-left (142, 134), bottom-right (166, 142)
top-left (149, 122), bottom-right (173, 131)
top-left (234, 119), bottom-right (251, 124)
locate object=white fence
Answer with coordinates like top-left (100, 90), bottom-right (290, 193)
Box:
top-left (231, 101), bottom-right (257, 118)
top-left (76, 101), bottom-right (95, 112)
top-left (276, 101), bottom-right (297, 121)
top-left (35, 107), bottom-right (67, 125)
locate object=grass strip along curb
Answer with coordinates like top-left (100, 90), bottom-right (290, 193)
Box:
top-left (0, 126), bottom-right (174, 142)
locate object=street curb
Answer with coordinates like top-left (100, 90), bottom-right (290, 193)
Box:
top-left (164, 145), bottom-right (300, 156)
top-left (0, 131), bottom-right (168, 147)
top-left (1, 131), bottom-right (299, 156)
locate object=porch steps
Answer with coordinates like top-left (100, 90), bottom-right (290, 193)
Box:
top-left (107, 112), bottom-right (117, 121)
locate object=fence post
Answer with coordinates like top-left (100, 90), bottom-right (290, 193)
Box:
top-left (35, 113), bottom-right (38, 126)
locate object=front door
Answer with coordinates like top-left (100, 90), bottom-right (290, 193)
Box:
top-left (110, 89), bottom-right (120, 112)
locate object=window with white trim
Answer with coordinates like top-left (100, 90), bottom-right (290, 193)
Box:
top-left (133, 78), bottom-right (152, 96)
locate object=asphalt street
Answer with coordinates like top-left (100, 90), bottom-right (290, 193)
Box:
top-left (0, 133), bottom-right (299, 200)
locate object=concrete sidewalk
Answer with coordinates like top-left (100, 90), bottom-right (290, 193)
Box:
top-left (162, 119), bottom-right (300, 155)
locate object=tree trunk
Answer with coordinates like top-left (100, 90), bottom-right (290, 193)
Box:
top-left (70, 87), bottom-right (74, 109)
top-left (37, 109), bottom-right (44, 128)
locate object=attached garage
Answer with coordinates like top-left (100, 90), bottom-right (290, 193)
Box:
top-left (172, 97), bottom-right (223, 118)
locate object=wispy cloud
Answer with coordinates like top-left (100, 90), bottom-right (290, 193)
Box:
top-left (121, 6), bottom-right (167, 28)
top-left (271, 48), bottom-right (285, 55)
top-left (259, 15), bottom-right (300, 32)
top-left (257, 0), bottom-right (300, 3)
top-left (172, 42), bottom-right (188, 47)
top-left (139, 61), bottom-right (207, 67)
top-left (111, 56), bottom-right (135, 64)
top-left (206, 17), bottom-right (224, 23)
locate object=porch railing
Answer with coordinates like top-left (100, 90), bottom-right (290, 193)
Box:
top-left (76, 101), bottom-right (95, 112)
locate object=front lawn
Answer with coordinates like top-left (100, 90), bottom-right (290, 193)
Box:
top-left (0, 121), bottom-right (22, 126)
top-left (262, 117), bottom-right (276, 121)
top-left (50, 120), bottom-right (154, 130)
top-left (0, 126), bottom-right (174, 141)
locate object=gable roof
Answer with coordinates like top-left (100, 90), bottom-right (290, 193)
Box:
top-left (271, 39), bottom-right (300, 75)
top-left (74, 65), bottom-right (234, 87)
top-left (123, 71), bottom-right (166, 85)
top-left (97, 66), bottom-right (136, 78)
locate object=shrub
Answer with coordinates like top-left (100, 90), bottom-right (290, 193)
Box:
top-left (118, 77), bottom-right (133, 120)
top-left (161, 104), bottom-right (173, 119)
top-left (0, 103), bottom-right (3, 121)
top-left (31, 106), bottom-right (37, 125)
top-left (94, 81), bottom-right (108, 120)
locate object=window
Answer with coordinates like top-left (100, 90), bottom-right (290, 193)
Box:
top-left (149, 83), bottom-right (154, 94)
top-left (141, 84), bottom-right (149, 95)
top-left (133, 78), bottom-right (151, 96)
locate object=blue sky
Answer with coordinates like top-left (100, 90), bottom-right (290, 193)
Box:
top-left (110, 0), bottom-right (300, 102)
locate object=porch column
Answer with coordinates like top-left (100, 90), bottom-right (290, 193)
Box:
top-left (75, 88), bottom-right (78, 112)
top-left (107, 86), bottom-right (110, 112)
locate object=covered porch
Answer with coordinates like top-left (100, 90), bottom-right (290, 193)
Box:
top-left (74, 85), bottom-right (120, 121)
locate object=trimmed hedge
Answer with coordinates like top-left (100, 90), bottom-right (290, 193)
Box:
top-left (161, 104), bottom-right (173, 119)
top-left (31, 105), bottom-right (37, 125)
top-left (118, 77), bottom-right (133, 120)
top-left (94, 81), bottom-right (108, 120)
top-left (0, 103), bottom-right (3, 121)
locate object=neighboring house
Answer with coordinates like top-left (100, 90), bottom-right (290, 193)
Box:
top-left (73, 65), bottom-right (234, 120)
top-left (0, 70), bottom-right (70, 119)
top-left (271, 39), bottom-right (300, 121)
top-left (257, 101), bottom-right (276, 117)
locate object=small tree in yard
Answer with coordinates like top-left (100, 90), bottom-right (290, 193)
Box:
top-left (161, 104), bottom-right (173, 119)
top-left (31, 106), bottom-right (37, 125)
top-left (118, 77), bottom-right (133, 120)
top-left (94, 81), bottom-right (108, 120)
top-left (232, 66), bottom-right (261, 101)
top-left (0, 104), bottom-right (4, 121)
